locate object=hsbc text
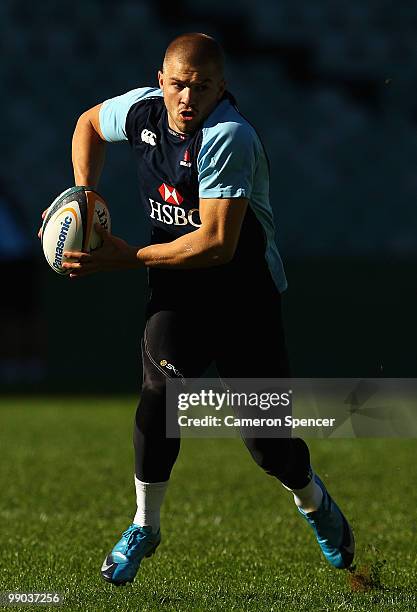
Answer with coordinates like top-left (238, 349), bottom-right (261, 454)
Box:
top-left (148, 198), bottom-right (201, 227)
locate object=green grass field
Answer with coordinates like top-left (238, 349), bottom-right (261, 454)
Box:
top-left (0, 397), bottom-right (416, 611)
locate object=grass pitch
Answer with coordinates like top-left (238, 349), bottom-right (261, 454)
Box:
top-left (0, 396), bottom-right (416, 611)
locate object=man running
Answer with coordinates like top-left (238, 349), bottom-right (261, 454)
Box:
top-left (62, 32), bottom-right (354, 585)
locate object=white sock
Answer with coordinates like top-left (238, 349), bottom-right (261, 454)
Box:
top-left (133, 476), bottom-right (168, 533)
top-left (283, 471), bottom-right (323, 514)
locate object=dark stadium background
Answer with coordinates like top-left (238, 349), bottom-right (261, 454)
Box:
top-left (1, 0), bottom-right (416, 392)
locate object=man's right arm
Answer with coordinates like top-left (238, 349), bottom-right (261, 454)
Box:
top-left (72, 103), bottom-right (106, 188)
top-left (38, 103), bottom-right (106, 237)
top-left (71, 87), bottom-right (162, 188)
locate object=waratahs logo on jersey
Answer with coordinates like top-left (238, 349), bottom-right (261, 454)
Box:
top-left (148, 184), bottom-right (201, 228)
top-left (158, 183), bottom-right (184, 205)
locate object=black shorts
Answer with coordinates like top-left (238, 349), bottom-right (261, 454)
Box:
top-left (135, 268), bottom-right (311, 488)
top-left (143, 269), bottom-right (290, 380)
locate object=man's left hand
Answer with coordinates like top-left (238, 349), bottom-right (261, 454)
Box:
top-left (63, 224), bottom-right (141, 278)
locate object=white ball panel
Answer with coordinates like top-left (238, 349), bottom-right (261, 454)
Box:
top-left (88, 199), bottom-right (112, 252)
top-left (42, 200), bottom-right (84, 274)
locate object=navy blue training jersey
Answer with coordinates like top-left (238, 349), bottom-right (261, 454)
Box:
top-left (99, 87), bottom-right (287, 293)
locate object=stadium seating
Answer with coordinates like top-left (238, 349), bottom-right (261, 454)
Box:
top-left (1, 0), bottom-right (416, 256)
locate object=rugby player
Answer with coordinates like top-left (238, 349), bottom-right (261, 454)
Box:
top-left (58, 33), bottom-right (354, 585)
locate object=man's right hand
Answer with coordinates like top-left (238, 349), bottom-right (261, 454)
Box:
top-left (37, 208), bottom-right (48, 239)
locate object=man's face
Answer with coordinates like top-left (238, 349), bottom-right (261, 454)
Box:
top-left (158, 59), bottom-right (225, 134)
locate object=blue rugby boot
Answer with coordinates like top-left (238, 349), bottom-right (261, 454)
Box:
top-left (298, 475), bottom-right (355, 569)
top-left (101, 524), bottom-right (161, 585)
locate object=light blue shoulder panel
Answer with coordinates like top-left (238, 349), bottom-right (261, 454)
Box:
top-left (99, 87), bottom-right (162, 142)
top-left (198, 100), bottom-right (287, 292)
top-left (198, 100), bottom-right (260, 198)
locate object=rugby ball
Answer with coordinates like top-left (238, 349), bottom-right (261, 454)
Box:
top-left (41, 186), bottom-right (111, 275)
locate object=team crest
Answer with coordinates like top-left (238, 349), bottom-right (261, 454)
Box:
top-left (180, 149), bottom-right (192, 168)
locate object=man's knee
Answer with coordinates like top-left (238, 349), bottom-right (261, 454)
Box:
top-left (244, 437), bottom-right (311, 487)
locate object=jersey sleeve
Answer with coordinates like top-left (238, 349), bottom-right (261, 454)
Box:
top-left (197, 122), bottom-right (259, 199)
top-left (99, 87), bottom-right (161, 142)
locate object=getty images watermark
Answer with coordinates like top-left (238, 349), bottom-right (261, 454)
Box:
top-left (176, 388), bottom-right (336, 430)
top-left (166, 378), bottom-right (417, 438)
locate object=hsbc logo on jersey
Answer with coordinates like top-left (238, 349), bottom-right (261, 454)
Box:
top-left (158, 183), bottom-right (184, 205)
top-left (149, 185), bottom-right (201, 228)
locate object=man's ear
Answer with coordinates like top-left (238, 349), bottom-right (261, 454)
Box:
top-left (158, 70), bottom-right (164, 89)
top-left (218, 79), bottom-right (226, 99)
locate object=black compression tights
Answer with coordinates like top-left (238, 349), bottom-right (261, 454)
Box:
top-left (133, 288), bottom-right (312, 490)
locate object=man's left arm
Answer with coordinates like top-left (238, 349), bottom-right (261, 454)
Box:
top-left (63, 120), bottom-right (256, 277)
top-left (62, 197), bottom-right (247, 276)
top-left (137, 197), bottom-right (248, 268)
